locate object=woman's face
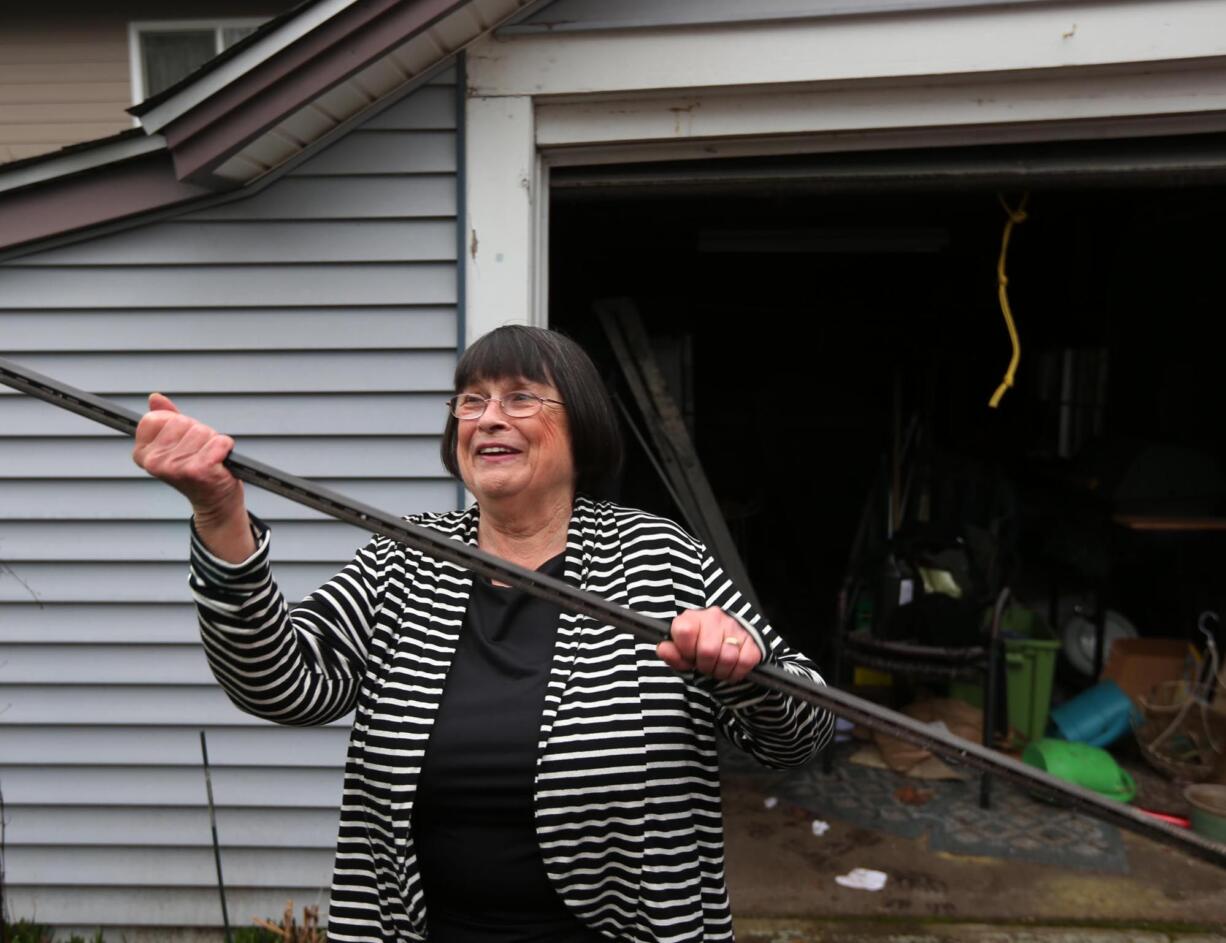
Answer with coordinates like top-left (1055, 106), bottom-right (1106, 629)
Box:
top-left (455, 375), bottom-right (575, 511)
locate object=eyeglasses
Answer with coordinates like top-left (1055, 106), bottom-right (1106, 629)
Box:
top-left (447, 390), bottom-right (566, 420)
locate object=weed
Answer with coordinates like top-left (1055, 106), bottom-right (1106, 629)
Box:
top-left (3, 920), bottom-right (53, 943)
top-left (251, 902), bottom-right (322, 943)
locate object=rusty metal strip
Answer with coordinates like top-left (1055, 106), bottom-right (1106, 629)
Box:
top-left (596, 298), bottom-right (763, 613)
top-left (2, 354), bottom-right (1225, 868)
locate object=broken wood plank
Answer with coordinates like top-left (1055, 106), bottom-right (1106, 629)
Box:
top-left (596, 298), bottom-right (763, 615)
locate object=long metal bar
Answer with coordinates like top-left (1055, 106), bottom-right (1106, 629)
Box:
top-left (2, 355), bottom-right (1225, 868)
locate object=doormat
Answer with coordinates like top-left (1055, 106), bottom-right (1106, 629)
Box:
top-left (721, 742), bottom-right (1129, 873)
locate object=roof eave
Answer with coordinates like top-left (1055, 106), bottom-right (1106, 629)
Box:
top-left (0, 133), bottom-right (167, 198)
top-left (162, 0), bottom-right (469, 184)
top-left (0, 151), bottom-right (217, 258)
top-left (159, 0), bottom-right (540, 187)
top-left (131, 0), bottom-right (365, 133)
top-left (0, 0), bottom-right (548, 255)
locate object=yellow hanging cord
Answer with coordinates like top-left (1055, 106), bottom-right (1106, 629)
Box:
top-left (989, 193), bottom-right (1029, 409)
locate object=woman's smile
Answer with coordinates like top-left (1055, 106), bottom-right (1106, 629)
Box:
top-left (473, 441), bottom-right (524, 462)
top-left (456, 377), bottom-right (574, 508)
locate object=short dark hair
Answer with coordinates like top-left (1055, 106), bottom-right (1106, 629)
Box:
top-left (441, 325), bottom-right (623, 496)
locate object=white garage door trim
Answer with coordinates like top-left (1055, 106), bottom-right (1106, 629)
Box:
top-left (462, 0), bottom-right (1226, 340)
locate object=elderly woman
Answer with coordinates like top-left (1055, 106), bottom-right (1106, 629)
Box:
top-left (133, 325), bottom-right (832, 943)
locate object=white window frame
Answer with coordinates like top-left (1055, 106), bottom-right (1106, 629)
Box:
top-left (128, 18), bottom-right (268, 109)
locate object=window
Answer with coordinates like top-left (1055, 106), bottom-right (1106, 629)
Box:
top-left (129, 20), bottom-right (265, 103)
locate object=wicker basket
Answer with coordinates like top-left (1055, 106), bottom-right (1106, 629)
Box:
top-left (1134, 681), bottom-right (1226, 782)
top-left (1140, 680), bottom-right (1200, 716)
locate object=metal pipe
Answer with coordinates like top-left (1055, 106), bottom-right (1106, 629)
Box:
top-left (2, 356), bottom-right (1225, 868)
top-left (200, 730), bottom-right (233, 943)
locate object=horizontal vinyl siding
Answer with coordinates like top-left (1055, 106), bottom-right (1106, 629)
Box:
top-left (0, 561), bottom-right (354, 602)
top-left (2, 687), bottom-right (340, 727)
top-left (0, 438), bottom-right (443, 479)
top-left (0, 604), bottom-right (198, 643)
top-left (10, 846), bottom-right (336, 885)
top-left (0, 888), bottom-right (331, 928)
top-left (0, 3), bottom-right (291, 165)
top-left (1, 767), bottom-right (344, 807)
top-left (0, 21), bottom-right (131, 164)
top-left (0, 68), bottom-right (462, 931)
top-left (0, 350), bottom-right (455, 392)
top-left (15, 222), bottom-right (457, 265)
top-left (0, 263), bottom-right (457, 306)
top-left (0, 394), bottom-right (449, 435)
top-left (9, 806), bottom-right (338, 846)
top-left (0, 307), bottom-right (455, 349)
top-left (0, 479), bottom-right (453, 522)
top-left (1, 726), bottom-right (351, 768)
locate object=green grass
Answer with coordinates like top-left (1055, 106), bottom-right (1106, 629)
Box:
top-left (2, 921), bottom-right (106, 943)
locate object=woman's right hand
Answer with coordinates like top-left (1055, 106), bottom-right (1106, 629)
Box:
top-left (133, 393), bottom-right (255, 562)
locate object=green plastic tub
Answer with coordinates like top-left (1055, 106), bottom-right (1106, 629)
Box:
top-left (1023, 738), bottom-right (1137, 802)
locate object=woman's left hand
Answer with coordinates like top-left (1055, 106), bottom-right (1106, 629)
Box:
top-left (657, 607), bottom-right (762, 682)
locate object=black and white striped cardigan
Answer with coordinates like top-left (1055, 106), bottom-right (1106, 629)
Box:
top-left (190, 495), bottom-right (833, 943)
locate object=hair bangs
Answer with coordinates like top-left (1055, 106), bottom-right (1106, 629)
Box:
top-left (454, 328), bottom-right (554, 391)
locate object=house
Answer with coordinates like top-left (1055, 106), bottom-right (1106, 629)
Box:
top-left (0, 2), bottom-right (295, 165)
top-left (3, 0), bottom-right (1226, 936)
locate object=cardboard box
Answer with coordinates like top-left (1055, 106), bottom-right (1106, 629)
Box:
top-left (1101, 638), bottom-right (1193, 705)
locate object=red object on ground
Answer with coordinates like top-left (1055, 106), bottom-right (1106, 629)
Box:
top-left (1136, 808), bottom-right (1192, 828)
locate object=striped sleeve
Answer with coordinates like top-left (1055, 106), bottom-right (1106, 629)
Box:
top-left (189, 515), bottom-right (388, 727)
top-left (697, 551), bottom-right (835, 769)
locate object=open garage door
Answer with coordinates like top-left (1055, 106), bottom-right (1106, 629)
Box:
top-left (549, 133), bottom-right (1226, 677)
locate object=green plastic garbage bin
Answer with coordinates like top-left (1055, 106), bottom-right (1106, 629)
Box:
top-left (1005, 637), bottom-right (1061, 743)
top-left (951, 605), bottom-right (1059, 744)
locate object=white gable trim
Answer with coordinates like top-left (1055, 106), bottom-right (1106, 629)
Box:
top-left (533, 60), bottom-right (1226, 162)
top-left (467, 0), bottom-right (1226, 97)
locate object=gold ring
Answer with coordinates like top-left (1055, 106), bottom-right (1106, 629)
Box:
top-left (723, 637), bottom-right (743, 647)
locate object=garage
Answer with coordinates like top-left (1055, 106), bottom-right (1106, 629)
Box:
top-left (548, 134), bottom-right (1226, 694)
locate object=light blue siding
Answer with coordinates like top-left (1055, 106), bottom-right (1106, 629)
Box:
top-left (1, 686), bottom-right (337, 727)
top-left (0, 262), bottom-right (457, 307)
top-left (15, 221), bottom-right (457, 264)
top-left (0, 307), bottom-right (456, 350)
top-left (0, 479), bottom-right (453, 521)
top-left (0, 393), bottom-right (449, 435)
top-left (0, 726), bottom-right (351, 768)
top-left (0, 604), bottom-right (198, 643)
top-left (0, 67), bottom-right (461, 931)
top-left (0, 438), bottom-right (442, 479)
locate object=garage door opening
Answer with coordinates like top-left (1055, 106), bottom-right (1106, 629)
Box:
top-left (548, 144), bottom-right (1226, 680)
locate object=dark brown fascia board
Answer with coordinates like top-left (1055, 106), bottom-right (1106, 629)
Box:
top-left (163, 0), bottom-right (471, 183)
top-left (0, 151), bottom-right (217, 257)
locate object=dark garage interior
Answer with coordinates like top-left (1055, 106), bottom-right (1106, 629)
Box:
top-left (548, 138), bottom-right (1226, 710)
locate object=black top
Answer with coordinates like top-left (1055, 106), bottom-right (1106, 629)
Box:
top-left (412, 553), bottom-right (606, 942)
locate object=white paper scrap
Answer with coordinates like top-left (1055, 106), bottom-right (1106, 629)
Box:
top-left (835, 868), bottom-right (888, 891)
top-left (811, 819), bottom-right (830, 837)
top-left (763, 796), bottom-right (779, 810)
